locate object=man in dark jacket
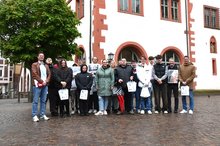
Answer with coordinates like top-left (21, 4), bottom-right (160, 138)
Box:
top-left (115, 58), bottom-right (134, 114)
top-left (152, 55), bottom-right (168, 114)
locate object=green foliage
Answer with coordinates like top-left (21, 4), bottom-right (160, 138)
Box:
top-left (0, 0), bottom-right (81, 67)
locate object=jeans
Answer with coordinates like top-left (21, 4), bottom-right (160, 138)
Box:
top-left (140, 87), bottom-right (152, 111)
top-left (135, 87), bottom-right (141, 111)
top-left (182, 89), bottom-right (194, 111)
top-left (32, 86), bottom-right (48, 117)
top-left (98, 96), bottom-right (109, 111)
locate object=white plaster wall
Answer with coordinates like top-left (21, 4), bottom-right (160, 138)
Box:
top-left (191, 0), bottom-right (220, 89)
top-left (69, 0), bottom-right (220, 90)
top-left (102, 0), bottom-right (188, 58)
top-left (69, 0), bottom-right (93, 63)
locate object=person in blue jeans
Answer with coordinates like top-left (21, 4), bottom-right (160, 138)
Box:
top-left (179, 56), bottom-right (196, 114)
top-left (31, 52), bottom-right (51, 122)
top-left (137, 56), bottom-right (153, 114)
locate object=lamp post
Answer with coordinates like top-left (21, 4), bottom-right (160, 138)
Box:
top-left (108, 52), bottom-right (114, 63)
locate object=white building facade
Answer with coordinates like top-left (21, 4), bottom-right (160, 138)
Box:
top-left (68, 0), bottom-right (220, 90)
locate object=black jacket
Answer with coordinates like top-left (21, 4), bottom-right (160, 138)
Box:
top-left (75, 65), bottom-right (93, 90)
top-left (54, 67), bottom-right (73, 89)
top-left (115, 65), bottom-right (134, 88)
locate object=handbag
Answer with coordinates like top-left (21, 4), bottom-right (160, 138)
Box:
top-left (127, 81), bottom-right (137, 92)
top-left (58, 89), bottom-right (69, 100)
top-left (181, 86), bottom-right (189, 96)
top-left (140, 87), bottom-right (150, 98)
top-left (79, 90), bottom-right (88, 100)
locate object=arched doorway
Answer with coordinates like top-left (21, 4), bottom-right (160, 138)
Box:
top-left (161, 47), bottom-right (184, 65)
top-left (115, 42), bottom-right (148, 64)
top-left (119, 47), bottom-right (139, 63)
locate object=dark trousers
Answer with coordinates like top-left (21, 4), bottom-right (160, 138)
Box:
top-left (59, 88), bottom-right (70, 116)
top-left (153, 83), bottom-right (168, 112)
top-left (79, 99), bottom-right (88, 115)
top-left (122, 87), bottom-right (132, 112)
top-left (48, 88), bottom-right (59, 114)
top-left (88, 91), bottom-right (99, 111)
top-left (60, 99), bottom-right (70, 115)
top-left (78, 90), bottom-right (90, 115)
top-left (167, 84), bottom-right (179, 112)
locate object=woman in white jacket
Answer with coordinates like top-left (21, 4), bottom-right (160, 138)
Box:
top-left (136, 56), bottom-right (153, 114)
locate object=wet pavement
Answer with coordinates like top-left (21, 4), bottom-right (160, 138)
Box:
top-left (0, 96), bottom-right (220, 146)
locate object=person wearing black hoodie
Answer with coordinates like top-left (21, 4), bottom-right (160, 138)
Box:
top-left (54, 59), bottom-right (73, 117)
top-left (75, 64), bottom-right (93, 116)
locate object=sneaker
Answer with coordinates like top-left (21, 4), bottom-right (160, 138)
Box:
top-left (103, 110), bottom-right (108, 115)
top-left (147, 110), bottom-right (152, 115)
top-left (140, 110), bottom-right (145, 115)
top-left (93, 109), bottom-right (97, 114)
top-left (40, 115), bottom-right (50, 121)
top-left (164, 111), bottom-right (168, 114)
top-left (95, 111), bottom-right (103, 116)
top-left (154, 111), bottom-right (159, 114)
top-left (71, 111), bottom-right (75, 115)
top-left (116, 111), bottom-right (122, 115)
top-left (137, 109), bottom-right (141, 114)
top-left (189, 110), bottom-right (193, 114)
top-left (32, 115), bottom-right (39, 122)
top-left (129, 110), bottom-right (134, 115)
top-left (180, 109), bottom-right (187, 114)
top-left (88, 109), bottom-right (93, 114)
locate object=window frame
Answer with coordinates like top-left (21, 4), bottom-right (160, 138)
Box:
top-left (161, 0), bottom-right (181, 23)
top-left (204, 5), bottom-right (220, 29)
top-left (118, 0), bottom-right (144, 16)
top-left (75, 0), bottom-right (84, 19)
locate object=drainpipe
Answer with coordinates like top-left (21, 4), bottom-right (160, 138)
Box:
top-left (89, 0), bottom-right (92, 63)
top-left (185, 0), bottom-right (190, 57)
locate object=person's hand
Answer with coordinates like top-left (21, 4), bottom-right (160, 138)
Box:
top-left (182, 81), bottom-right (186, 85)
top-left (118, 79), bottom-right (123, 83)
top-left (157, 79), bottom-right (162, 84)
top-left (61, 81), bottom-right (67, 87)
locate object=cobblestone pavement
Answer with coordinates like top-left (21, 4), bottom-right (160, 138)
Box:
top-left (0, 96), bottom-right (220, 146)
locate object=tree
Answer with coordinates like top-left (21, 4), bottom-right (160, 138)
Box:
top-left (0, 0), bottom-right (81, 68)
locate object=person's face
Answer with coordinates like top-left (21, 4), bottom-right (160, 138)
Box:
top-left (61, 61), bottom-right (66, 67)
top-left (121, 59), bottom-right (126, 66)
top-left (184, 57), bottom-right (189, 64)
top-left (110, 61), bottom-right (116, 68)
top-left (92, 57), bottom-right (98, 63)
top-left (102, 60), bottom-right (108, 67)
top-left (131, 62), bottom-right (136, 67)
top-left (149, 59), bottom-right (154, 65)
top-left (82, 66), bottom-right (87, 72)
top-left (140, 57), bottom-right (146, 64)
top-left (157, 58), bottom-right (162, 63)
top-left (38, 53), bottom-right (44, 61)
top-left (169, 59), bottom-right (175, 66)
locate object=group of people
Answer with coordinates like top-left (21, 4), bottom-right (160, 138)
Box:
top-left (31, 52), bottom-right (196, 122)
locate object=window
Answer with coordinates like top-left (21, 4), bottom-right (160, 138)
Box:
top-left (163, 50), bottom-right (180, 65)
top-left (161, 0), bottom-right (181, 22)
top-left (119, 0), bottom-right (129, 12)
top-left (212, 58), bottom-right (217, 75)
top-left (75, 0), bottom-right (84, 19)
top-left (119, 47), bottom-right (139, 63)
top-left (118, 0), bottom-right (143, 16)
top-left (210, 36), bottom-right (217, 53)
top-left (132, 0), bottom-right (140, 14)
top-left (204, 6), bottom-right (220, 29)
